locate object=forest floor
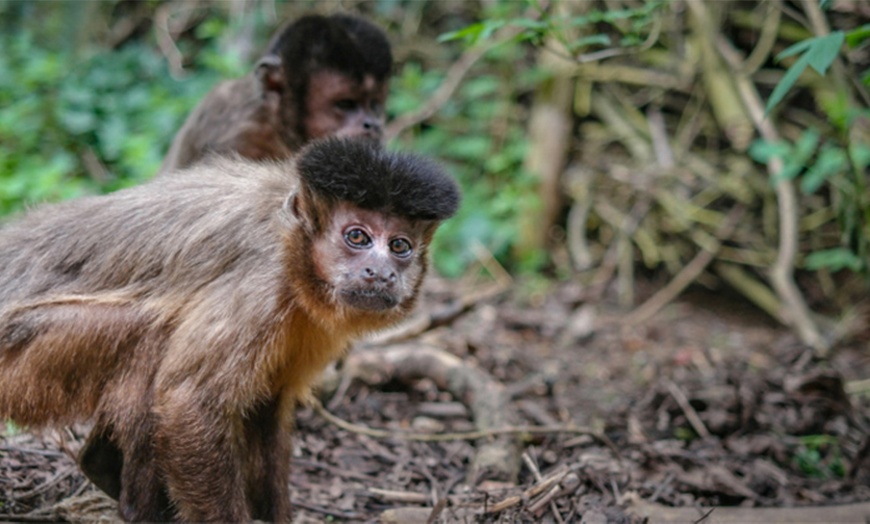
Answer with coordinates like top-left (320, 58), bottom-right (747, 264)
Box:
top-left (1, 277), bottom-right (870, 523)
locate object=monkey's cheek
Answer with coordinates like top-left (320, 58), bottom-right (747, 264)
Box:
top-left (340, 288), bottom-right (399, 311)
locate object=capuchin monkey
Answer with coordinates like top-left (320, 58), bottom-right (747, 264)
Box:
top-left (0, 138), bottom-right (459, 521)
top-left (159, 13), bottom-right (392, 175)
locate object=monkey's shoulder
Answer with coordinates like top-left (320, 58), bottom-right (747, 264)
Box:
top-left (168, 76), bottom-right (275, 164)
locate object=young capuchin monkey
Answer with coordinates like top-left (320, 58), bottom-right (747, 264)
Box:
top-left (158, 13), bottom-right (392, 175)
top-left (0, 139), bottom-right (459, 521)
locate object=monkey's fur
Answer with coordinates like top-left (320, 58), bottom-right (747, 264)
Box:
top-left (159, 14), bottom-right (392, 175)
top-left (0, 139), bottom-right (459, 521)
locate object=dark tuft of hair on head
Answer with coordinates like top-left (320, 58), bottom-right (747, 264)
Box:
top-left (296, 138), bottom-right (460, 221)
top-left (268, 14), bottom-right (392, 86)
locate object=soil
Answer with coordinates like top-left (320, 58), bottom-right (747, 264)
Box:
top-left (2, 277), bottom-right (869, 522)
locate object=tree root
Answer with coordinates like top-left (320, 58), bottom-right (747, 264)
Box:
top-left (324, 343), bottom-right (522, 484)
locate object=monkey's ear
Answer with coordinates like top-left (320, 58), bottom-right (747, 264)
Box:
top-left (281, 192), bottom-right (306, 228)
top-left (282, 190), bottom-right (325, 234)
top-left (255, 54), bottom-right (286, 93)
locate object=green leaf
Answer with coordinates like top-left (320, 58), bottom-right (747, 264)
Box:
top-left (438, 20), bottom-right (505, 44)
top-left (778, 128), bottom-right (820, 182)
top-left (766, 51), bottom-right (811, 113)
top-left (767, 32), bottom-right (844, 113)
top-left (805, 32), bottom-right (844, 75)
top-left (848, 143), bottom-right (870, 171)
top-left (195, 18), bottom-right (226, 40)
top-left (57, 109), bottom-right (97, 134)
top-left (569, 34), bottom-right (611, 51)
top-left (438, 24), bottom-right (483, 44)
top-left (804, 248), bottom-right (865, 272)
top-left (800, 145), bottom-right (846, 194)
top-left (775, 37), bottom-right (815, 61)
top-left (461, 75), bottom-right (501, 99)
top-left (846, 24), bottom-right (870, 48)
top-left (446, 135), bottom-right (491, 160)
top-left (794, 128), bottom-right (821, 159)
top-left (748, 139), bottom-right (790, 163)
top-left (510, 18), bottom-right (549, 31)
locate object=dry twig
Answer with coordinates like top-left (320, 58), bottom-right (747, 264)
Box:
top-left (310, 396), bottom-right (616, 449)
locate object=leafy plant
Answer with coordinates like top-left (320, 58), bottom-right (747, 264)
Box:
top-left (0, 17), bottom-right (245, 216)
top-left (754, 12), bottom-right (870, 277)
top-left (792, 434), bottom-right (845, 479)
top-left (389, 49), bottom-right (540, 277)
top-left (764, 32), bottom-right (845, 114)
top-left (440, 0), bottom-right (665, 53)
top-left (749, 130), bottom-right (869, 274)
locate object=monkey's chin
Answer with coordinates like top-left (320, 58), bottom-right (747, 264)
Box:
top-left (340, 289), bottom-right (399, 311)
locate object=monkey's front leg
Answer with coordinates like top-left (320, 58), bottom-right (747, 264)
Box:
top-left (245, 392), bottom-right (295, 522)
top-left (154, 390), bottom-right (252, 521)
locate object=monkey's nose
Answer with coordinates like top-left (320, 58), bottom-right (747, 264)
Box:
top-left (362, 118), bottom-right (382, 133)
top-left (363, 267), bottom-right (396, 285)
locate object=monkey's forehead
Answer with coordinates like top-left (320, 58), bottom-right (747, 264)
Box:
top-left (296, 138), bottom-right (460, 221)
top-left (269, 14), bottom-right (393, 81)
top-left (327, 201), bottom-right (431, 233)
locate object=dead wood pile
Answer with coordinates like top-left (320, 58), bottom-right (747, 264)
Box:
top-left (518, 1), bottom-right (870, 355)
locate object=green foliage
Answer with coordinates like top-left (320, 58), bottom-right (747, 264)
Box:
top-left (757, 19), bottom-right (870, 277)
top-left (426, 0), bottom-right (668, 276)
top-left (390, 56), bottom-right (539, 277)
top-left (674, 426), bottom-right (696, 442)
top-left (749, 130), bottom-right (870, 274)
top-left (765, 21), bottom-right (870, 114)
top-left (765, 32), bottom-right (845, 114)
top-left (0, 22), bottom-right (243, 216)
top-left (792, 435), bottom-right (845, 479)
top-left (440, 0), bottom-right (666, 52)
top-left (2, 420), bottom-right (20, 436)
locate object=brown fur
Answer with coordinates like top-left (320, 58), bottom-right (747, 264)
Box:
top-left (0, 140), bottom-right (458, 521)
top-left (158, 14), bottom-right (392, 175)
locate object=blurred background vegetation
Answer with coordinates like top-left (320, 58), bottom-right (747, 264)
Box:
top-left (1, 0), bottom-right (869, 351)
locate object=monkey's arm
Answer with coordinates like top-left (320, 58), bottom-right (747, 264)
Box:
top-left (149, 279), bottom-right (288, 521)
top-left (154, 386), bottom-right (251, 520)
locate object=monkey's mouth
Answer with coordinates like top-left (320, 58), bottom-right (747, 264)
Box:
top-left (341, 288), bottom-right (398, 311)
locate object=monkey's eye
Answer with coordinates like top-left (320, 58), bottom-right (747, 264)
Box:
top-left (335, 99), bottom-right (359, 111)
top-left (389, 238), bottom-right (412, 257)
top-left (345, 228), bottom-right (372, 248)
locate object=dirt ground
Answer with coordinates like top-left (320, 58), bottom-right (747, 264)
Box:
top-left (2, 276), bottom-right (869, 523)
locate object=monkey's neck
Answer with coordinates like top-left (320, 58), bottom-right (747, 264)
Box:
top-left (269, 288), bottom-right (405, 400)
top-left (269, 306), bottom-right (351, 398)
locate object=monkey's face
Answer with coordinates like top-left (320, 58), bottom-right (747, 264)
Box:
top-left (302, 69), bottom-right (388, 144)
top-left (311, 202), bottom-right (427, 313)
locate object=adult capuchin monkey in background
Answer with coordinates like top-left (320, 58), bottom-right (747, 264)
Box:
top-left (0, 139), bottom-right (460, 521)
top-left (158, 13), bottom-right (393, 175)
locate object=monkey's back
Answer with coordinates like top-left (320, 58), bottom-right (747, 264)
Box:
top-left (0, 159), bottom-right (298, 426)
top-left (0, 159), bottom-right (295, 301)
top-left (158, 78), bottom-right (293, 175)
